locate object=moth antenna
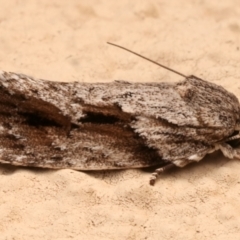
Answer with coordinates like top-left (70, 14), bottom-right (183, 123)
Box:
top-left (107, 42), bottom-right (187, 78)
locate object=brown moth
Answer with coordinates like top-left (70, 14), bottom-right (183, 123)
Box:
top-left (0, 43), bottom-right (239, 185)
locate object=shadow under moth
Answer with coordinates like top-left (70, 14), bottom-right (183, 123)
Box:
top-left (0, 42), bottom-right (240, 185)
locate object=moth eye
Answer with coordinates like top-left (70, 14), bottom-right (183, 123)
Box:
top-left (176, 85), bottom-right (193, 100)
top-left (184, 89), bottom-right (194, 99)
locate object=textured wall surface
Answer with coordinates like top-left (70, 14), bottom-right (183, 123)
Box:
top-left (0, 1), bottom-right (240, 239)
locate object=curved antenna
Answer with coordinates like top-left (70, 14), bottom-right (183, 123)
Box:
top-left (107, 42), bottom-right (187, 78)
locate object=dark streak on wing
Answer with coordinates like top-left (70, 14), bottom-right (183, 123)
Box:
top-left (0, 84), bottom-right (166, 170)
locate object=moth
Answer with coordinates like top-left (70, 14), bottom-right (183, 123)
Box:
top-left (0, 42), bottom-right (239, 185)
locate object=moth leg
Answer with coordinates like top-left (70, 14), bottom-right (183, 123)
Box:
top-left (218, 143), bottom-right (240, 159)
top-left (149, 163), bottom-right (175, 186)
top-left (149, 151), bottom-right (211, 186)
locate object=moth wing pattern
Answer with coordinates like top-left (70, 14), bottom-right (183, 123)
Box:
top-left (0, 71), bottom-right (163, 170)
top-left (0, 71), bottom-right (239, 175)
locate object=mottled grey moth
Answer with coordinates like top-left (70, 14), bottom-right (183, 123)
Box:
top-left (0, 43), bottom-right (240, 185)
